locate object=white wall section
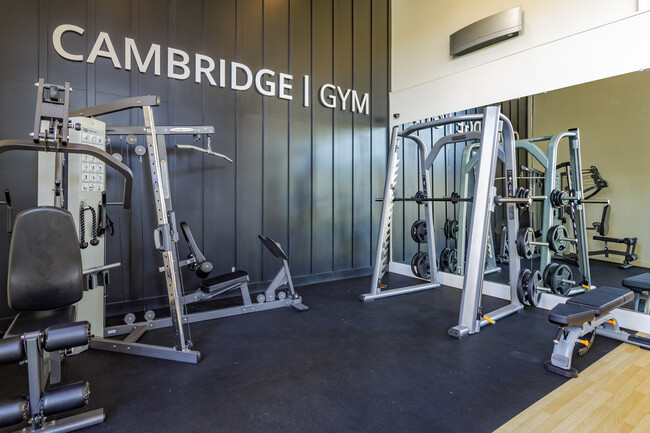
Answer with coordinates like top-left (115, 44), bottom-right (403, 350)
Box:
top-left (391, 1), bottom-right (650, 124)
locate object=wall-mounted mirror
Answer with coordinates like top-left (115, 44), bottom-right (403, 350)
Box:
top-left (391, 70), bottom-right (648, 315)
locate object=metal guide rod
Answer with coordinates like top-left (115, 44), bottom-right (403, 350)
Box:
top-left (360, 127), bottom-right (401, 301)
top-left (376, 195), bottom-right (545, 203)
top-left (142, 105), bottom-right (189, 353)
top-left (449, 108), bottom-right (524, 339)
top-left (568, 128), bottom-right (591, 285)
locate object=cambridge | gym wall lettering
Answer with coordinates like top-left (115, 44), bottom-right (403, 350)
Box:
top-left (52, 24), bottom-right (370, 115)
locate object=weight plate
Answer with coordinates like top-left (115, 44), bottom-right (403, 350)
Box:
top-left (551, 264), bottom-right (573, 296)
top-left (416, 253), bottom-right (430, 279)
top-left (440, 248), bottom-right (452, 272)
top-left (516, 227), bottom-right (535, 259)
top-left (516, 187), bottom-right (530, 208)
top-left (144, 310), bottom-right (155, 321)
top-left (543, 263), bottom-right (560, 294)
top-left (449, 220), bottom-right (459, 240)
top-left (411, 251), bottom-right (425, 277)
top-left (448, 249), bottom-right (458, 273)
top-left (450, 192), bottom-right (460, 204)
top-left (516, 268), bottom-right (531, 305)
top-left (526, 270), bottom-right (543, 307)
top-left (414, 191), bottom-right (427, 205)
top-left (547, 225), bottom-right (569, 253)
top-left (124, 312), bottom-right (136, 325)
top-left (410, 219), bottom-right (427, 243)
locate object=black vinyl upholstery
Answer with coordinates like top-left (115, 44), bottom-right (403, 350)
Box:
top-left (5, 306), bottom-right (76, 337)
top-left (200, 270), bottom-right (248, 293)
top-left (623, 273), bottom-right (650, 292)
top-left (598, 205), bottom-right (610, 236)
top-left (565, 287), bottom-right (633, 316)
top-left (548, 303), bottom-right (595, 326)
top-left (8, 207), bottom-right (83, 311)
top-left (547, 287), bottom-right (632, 326)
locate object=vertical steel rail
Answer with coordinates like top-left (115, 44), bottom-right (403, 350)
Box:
top-left (364, 126), bottom-right (400, 299)
top-left (450, 106), bottom-right (503, 336)
top-left (568, 128), bottom-right (591, 285)
top-left (410, 134), bottom-right (439, 284)
top-left (142, 105), bottom-right (188, 352)
top-left (501, 115), bottom-right (523, 316)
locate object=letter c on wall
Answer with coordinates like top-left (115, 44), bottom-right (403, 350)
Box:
top-left (53, 24), bottom-right (85, 62)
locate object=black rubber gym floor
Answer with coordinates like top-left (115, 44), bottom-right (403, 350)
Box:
top-left (0, 273), bottom-right (625, 433)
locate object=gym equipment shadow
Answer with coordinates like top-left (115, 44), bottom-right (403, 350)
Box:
top-left (0, 274), bottom-right (620, 433)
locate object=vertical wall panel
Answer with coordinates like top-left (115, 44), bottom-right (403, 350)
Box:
top-left (370, 0), bottom-right (389, 263)
top-left (263, 0), bottom-right (290, 279)
top-left (288, 0), bottom-right (312, 276)
top-left (204, 0), bottom-right (237, 275)
top-left (0, 0), bottom-right (389, 326)
top-left (333, 0), bottom-right (353, 270)
top-left (236, 0), bottom-right (264, 282)
top-left (352, 0), bottom-right (371, 268)
top-left (311, 0), bottom-right (334, 274)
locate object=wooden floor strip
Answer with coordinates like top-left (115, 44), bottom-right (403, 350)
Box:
top-left (495, 342), bottom-right (650, 433)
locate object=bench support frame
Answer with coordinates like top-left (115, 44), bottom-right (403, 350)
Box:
top-left (547, 311), bottom-right (650, 377)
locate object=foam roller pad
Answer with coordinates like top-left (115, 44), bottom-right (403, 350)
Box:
top-left (41, 381), bottom-right (90, 416)
top-left (43, 322), bottom-right (90, 352)
top-left (0, 396), bottom-right (29, 428)
top-left (0, 336), bottom-right (25, 365)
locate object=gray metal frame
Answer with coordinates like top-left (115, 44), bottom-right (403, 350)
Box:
top-left (456, 139), bottom-right (500, 276)
top-left (540, 130), bottom-right (591, 285)
top-left (449, 107), bottom-right (525, 338)
top-left (9, 331), bottom-right (105, 432)
top-left (80, 97), bottom-right (306, 363)
top-left (361, 109), bottom-right (514, 303)
top-left (547, 310), bottom-right (650, 375)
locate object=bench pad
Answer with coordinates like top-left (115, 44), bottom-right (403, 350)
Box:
top-left (201, 270), bottom-right (248, 293)
top-left (623, 273), bottom-right (650, 292)
top-left (548, 303), bottom-right (595, 326)
top-left (566, 286), bottom-right (633, 316)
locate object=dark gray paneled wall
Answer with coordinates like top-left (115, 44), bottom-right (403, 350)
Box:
top-left (0, 0), bottom-right (389, 323)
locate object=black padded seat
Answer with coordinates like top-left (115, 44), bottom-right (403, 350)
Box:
top-left (566, 287), bottom-right (633, 316)
top-left (548, 303), bottom-right (595, 327)
top-left (623, 273), bottom-right (650, 292)
top-left (200, 270), bottom-right (248, 293)
top-left (5, 306), bottom-right (76, 337)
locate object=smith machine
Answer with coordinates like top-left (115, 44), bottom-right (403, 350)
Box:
top-left (364, 106), bottom-right (543, 338)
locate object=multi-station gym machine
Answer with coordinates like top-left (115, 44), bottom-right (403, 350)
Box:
top-left (1, 79), bottom-right (307, 364)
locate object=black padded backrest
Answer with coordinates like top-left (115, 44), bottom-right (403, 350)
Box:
top-left (258, 235), bottom-right (288, 261)
top-left (8, 207), bottom-right (83, 311)
top-left (599, 205), bottom-right (610, 236)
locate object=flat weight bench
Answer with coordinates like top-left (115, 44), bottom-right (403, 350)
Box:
top-left (545, 286), bottom-right (650, 377)
top-left (623, 273), bottom-right (650, 314)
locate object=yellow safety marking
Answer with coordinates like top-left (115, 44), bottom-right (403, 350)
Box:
top-left (579, 339), bottom-right (590, 347)
top-left (484, 316), bottom-right (495, 324)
